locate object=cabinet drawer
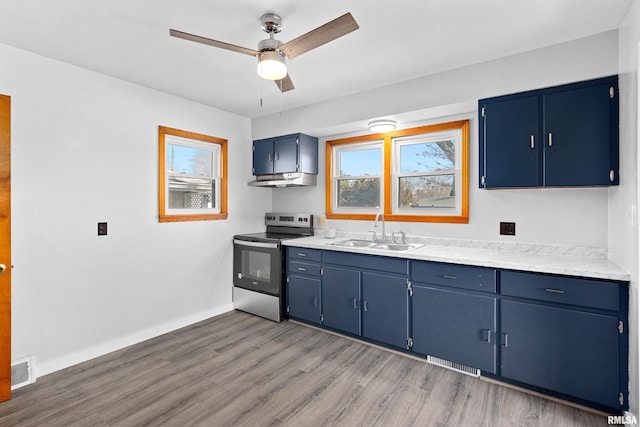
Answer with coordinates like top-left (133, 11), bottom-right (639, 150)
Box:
top-left (287, 247), bottom-right (321, 262)
top-left (412, 261), bottom-right (496, 293)
top-left (323, 250), bottom-right (408, 275)
top-left (288, 260), bottom-right (322, 277)
top-left (500, 271), bottom-right (620, 311)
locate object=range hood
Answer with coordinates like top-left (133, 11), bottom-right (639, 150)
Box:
top-left (248, 172), bottom-right (317, 188)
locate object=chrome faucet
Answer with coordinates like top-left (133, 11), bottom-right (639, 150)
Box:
top-left (374, 212), bottom-right (386, 241)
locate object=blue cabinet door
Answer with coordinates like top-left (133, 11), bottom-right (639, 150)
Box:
top-left (480, 76), bottom-right (618, 188)
top-left (361, 272), bottom-right (408, 349)
top-left (481, 95), bottom-right (540, 188)
top-left (412, 285), bottom-right (497, 373)
top-left (287, 274), bottom-right (321, 324)
top-left (501, 300), bottom-right (619, 408)
top-left (253, 138), bottom-right (274, 175)
top-left (543, 81), bottom-right (616, 186)
top-left (273, 135), bottom-right (299, 174)
top-left (322, 266), bottom-right (361, 335)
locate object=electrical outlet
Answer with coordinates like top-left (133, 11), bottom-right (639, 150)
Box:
top-left (500, 222), bottom-right (516, 236)
top-left (97, 222), bottom-right (108, 236)
top-left (317, 216), bottom-right (327, 227)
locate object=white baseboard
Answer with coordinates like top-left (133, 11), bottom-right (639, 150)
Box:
top-left (35, 304), bottom-right (234, 379)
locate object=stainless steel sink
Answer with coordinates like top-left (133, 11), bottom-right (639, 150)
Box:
top-left (328, 239), bottom-right (376, 248)
top-left (370, 243), bottom-right (422, 251)
top-left (328, 239), bottom-right (423, 252)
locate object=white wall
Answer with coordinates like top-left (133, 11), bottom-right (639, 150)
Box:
top-left (615, 0), bottom-right (640, 415)
top-left (0, 42), bottom-right (272, 377)
top-left (254, 31), bottom-right (618, 247)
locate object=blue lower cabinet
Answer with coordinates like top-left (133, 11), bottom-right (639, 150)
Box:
top-left (412, 285), bottom-right (497, 373)
top-left (321, 266), bottom-right (361, 335)
top-left (287, 274), bottom-right (321, 324)
top-left (361, 272), bottom-right (409, 349)
top-left (501, 300), bottom-right (619, 409)
top-left (284, 247), bottom-right (627, 413)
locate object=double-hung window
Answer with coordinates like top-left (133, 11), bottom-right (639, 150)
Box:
top-left (326, 120), bottom-right (468, 223)
top-left (331, 140), bottom-right (383, 213)
top-left (158, 126), bottom-right (228, 222)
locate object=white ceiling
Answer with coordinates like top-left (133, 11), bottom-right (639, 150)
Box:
top-left (0, 0), bottom-right (632, 118)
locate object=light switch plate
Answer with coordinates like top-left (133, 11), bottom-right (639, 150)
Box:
top-left (97, 222), bottom-right (108, 236)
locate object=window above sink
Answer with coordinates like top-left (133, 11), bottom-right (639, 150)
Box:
top-left (326, 119), bottom-right (469, 224)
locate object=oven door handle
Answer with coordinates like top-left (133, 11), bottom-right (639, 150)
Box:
top-left (233, 239), bottom-right (279, 249)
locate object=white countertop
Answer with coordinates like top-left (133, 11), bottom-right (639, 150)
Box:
top-left (283, 233), bottom-right (630, 282)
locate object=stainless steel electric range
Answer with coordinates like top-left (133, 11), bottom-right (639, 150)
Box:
top-left (232, 213), bottom-right (314, 322)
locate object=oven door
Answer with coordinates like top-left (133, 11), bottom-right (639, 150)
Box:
top-left (233, 239), bottom-right (282, 296)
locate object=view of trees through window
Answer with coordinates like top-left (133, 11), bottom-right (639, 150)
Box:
top-left (338, 178), bottom-right (380, 208)
top-left (398, 139), bottom-right (456, 209)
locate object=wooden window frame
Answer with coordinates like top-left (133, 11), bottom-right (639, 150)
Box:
top-left (158, 126), bottom-right (228, 223)
top-left (326, 119), bottom-right (469, 224)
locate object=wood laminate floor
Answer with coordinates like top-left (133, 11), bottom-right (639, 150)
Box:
top-left (0, 311), bottom-right (608, 426)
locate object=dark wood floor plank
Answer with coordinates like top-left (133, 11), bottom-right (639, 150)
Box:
top-left (0, 311), bottom-right (608, 426)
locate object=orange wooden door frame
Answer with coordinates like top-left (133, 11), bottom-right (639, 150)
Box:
top-left (0, 94), bottom-right (11, 401)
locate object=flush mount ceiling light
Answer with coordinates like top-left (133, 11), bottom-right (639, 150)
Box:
top-left (368, 119), bottom-right (396, 133)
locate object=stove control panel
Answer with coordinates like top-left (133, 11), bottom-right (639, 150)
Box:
top-left (265, 213), bottom-right (313, 228)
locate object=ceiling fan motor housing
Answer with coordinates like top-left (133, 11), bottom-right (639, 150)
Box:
top-left (260, 13), bottom-right (282, 34)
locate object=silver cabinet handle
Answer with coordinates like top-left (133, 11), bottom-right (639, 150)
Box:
top-left (297, 253), bottom-right (307, 257)
top-left (363, 301), bottom-right (369, 312)
top-left (548, 132), bottom-right (553, 147)
top-left (268, 153), bottom-right (272, 162)
top-left (276, 152), bottom-right (279, 160)
top-left (352, 298), bottom-right (358, 309)
top-left (443, 275), bottom-right (457, 280)
top-left (545, 288), bottom-right (565, 294)
top-left (530, 135), bottom-right (535, 149)
top-left (484, 329), bottom-right (492, 343)
top-left (297, 267), bottom-right (307, 271)
top-left (312, 297), bottom-right (319, 308)
top-left (502, 333), bottom-right (509, 348)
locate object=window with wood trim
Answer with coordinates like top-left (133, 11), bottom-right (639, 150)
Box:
top-left (158, 126), bottom-right (228, 222)
top-left (326, 120), bottom-right (469, 224)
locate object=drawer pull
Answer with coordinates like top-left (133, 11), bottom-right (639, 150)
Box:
top-left (443, 275), bottom-right (458, 280)
top-left (352, 298), bottom-right (358, 309)
top-left (544, 288), bottom-right (565, 294)
top-left (484, 329), bottom-right (492, 343)
top-left (363, 300), bottom-right (369, 312)
top-left (297, 253), bottom-right (307, 257)
top-left (502, 333), bottom-right (509, 348)
top-left (297, 267), bottom-right (307, 271)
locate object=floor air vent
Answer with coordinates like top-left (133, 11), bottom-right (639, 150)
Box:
top-left (427, 355), bottom-right (480, 377)
top-left (11, 357), bottom-right (35, 389)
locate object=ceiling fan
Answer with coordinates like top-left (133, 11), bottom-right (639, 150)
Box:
top-left (170, 12), bottom-right (359, 93)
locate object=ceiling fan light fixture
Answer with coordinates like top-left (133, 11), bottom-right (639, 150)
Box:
top-left (368, 119), bottom-right (396, 133)
top-left (257, 50), bottom-right (287, 80)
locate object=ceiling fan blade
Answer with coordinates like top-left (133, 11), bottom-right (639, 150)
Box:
top-left (170, 29), bottom-right (259, 57)
top-left (279, 13), bottom-right (359, 59)
top-left (275, 74), bottom-right (295, 92)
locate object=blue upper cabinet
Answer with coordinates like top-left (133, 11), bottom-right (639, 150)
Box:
top-left (252, 133), bottom-right (318, 176)
top-left (479, 76), bottom-right (619, 188)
